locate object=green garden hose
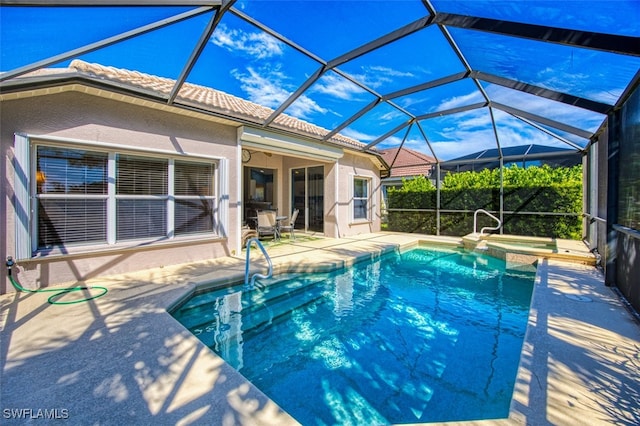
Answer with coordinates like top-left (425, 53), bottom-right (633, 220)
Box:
top-left (6, 256), bottom-right (107, 305)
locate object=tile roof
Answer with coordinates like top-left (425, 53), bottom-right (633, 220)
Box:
top-left (379, 147), bottom-right (435, 178)
top-left (68, 60), bottom-right (365, 150)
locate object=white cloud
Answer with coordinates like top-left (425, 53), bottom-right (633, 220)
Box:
top-left (314, 73), bottom-right (367, 100)
top-left (452, 109), bottom-right (492, 129)
top-left (436, 90), bottom-right (485, 112)
top-left (341, 127), bottom-right (377, 143)
top-left (231, 66), bottom-right (326, 119)
top-left (404, 83), bottom-right (604, 153)
top-left (287, 95), bottom-right (328, 119)
top-left (353, 105), bottom-right (573, 160)
top-left (211, 24), bottom-right (331, 120)
top-left (367, 65), bottom-right (415, 79)
top-left (231, 67), bottom-right (289, 108)
top-left (359, 130), bottom-right (438, 157)
top-left (376, 135), bottom-right (403, 147)
top-left (424, 113), bottom-right (574, 160)
top-left (346, 65), bottom-right (416, 90)
top-left (484, 84), bottom-right (604, 132)
top-left (425, 83), bottom-right (604, 139)
top-left (428, 134), bottom-right (498, 161)
top-left (401, 137), bottom-right (436, 156)
top-left (378, 109), bottom-right (407, 123)
top-left (211, 24), bottom-right (284, 59)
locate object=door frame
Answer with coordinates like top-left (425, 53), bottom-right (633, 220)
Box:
top-left (289, 164), bottom-right (325, 233)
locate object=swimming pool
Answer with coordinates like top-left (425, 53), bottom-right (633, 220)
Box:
top-left (171, 246), bottom-right (535, 424)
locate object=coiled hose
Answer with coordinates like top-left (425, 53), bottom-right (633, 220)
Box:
top-left (6, 256), bottom-right (107, 305)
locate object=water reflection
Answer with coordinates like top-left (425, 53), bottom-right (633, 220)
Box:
top-left (172, 247), bottom-right (534, 424)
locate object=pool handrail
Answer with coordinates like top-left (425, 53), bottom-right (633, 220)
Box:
top-left (244, 237), bottom-right (273, 289)
top-left (474, 209), bottom-right (502, 236)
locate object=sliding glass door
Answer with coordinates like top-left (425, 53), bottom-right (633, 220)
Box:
top-left (291, 166), bottom-right (324, 233)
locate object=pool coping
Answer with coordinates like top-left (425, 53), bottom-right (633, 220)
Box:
top-left (1, 232), bottom-right (638, 425)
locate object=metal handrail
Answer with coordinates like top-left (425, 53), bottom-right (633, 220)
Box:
top-left (387, 207), bottom-right (580, 216)
top-left (244, 238), bottom-right (273, 289)
top-left (612, 224), bottom-right (640, 241)
top-left (474, 209), bottom-right (501, 236)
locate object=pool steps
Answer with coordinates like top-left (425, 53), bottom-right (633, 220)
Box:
top-left (174, 272), bottom-right (325, 317)
top-left (173, 274), bottom-right (327, 333)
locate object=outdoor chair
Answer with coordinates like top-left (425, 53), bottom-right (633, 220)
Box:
top-left (279, 209), bottom-right (299, 241)
top-left (257, 210), bottom-right (277, 239)
top-left (241, 225), bottom-right (258, 247)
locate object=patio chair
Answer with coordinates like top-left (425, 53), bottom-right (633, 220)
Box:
top-left (279, 209), bottom-right (299, 241)
top-left (257, 210), bottom-right (277, 239)
top-left (241, 225), bottom-right (258, 247)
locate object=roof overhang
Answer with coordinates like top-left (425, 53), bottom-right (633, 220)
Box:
top-left (239, 126), bottom-right (344, 162)
top-left (351, 149), bottom-right (389, 173)
top-left (0, 73), bottom-right (239, 127)
top-left (1, 70), bottom-right (380, 160)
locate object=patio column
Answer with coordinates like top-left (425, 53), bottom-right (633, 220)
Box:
top-left (499, 157), bottom-right (504, 234)
top-left (436, 162), bottom-right (441, 236)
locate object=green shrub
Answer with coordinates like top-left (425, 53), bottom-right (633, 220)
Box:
top-left (387, 165), bottom-right (583, 239)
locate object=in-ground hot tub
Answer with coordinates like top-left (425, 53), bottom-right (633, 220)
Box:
top-left (462, 233), bottom-right (597, 267)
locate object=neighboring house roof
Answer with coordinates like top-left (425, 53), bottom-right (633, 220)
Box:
top-left (379, 147), bottom-right (435, 179)
top-left (444, 144), bottom-right (579, 163)
top-left (440, 143), bottom-right (581, 171)
top-left (4, 60), bottom-right (368, 152)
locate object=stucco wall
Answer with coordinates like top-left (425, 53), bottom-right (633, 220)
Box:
top-left (335, 152), bottom-right (382, 238)
top-left (1, 90), bottom-right (241, 292)
top-left (1, 89), bottom-right (383, 294)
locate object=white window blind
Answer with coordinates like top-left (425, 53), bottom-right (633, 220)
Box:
top-left (174, 161), bottom-right (213, 196)
top-left (36, 146), bottom-right (108, 248)
top-left (116, 155), bottom-right (168, 241)
top-left (353, 177), bottom-right (369, 220)
top-left (116, 199), bottom-right (167, 240)
top-left (38, 199), bottom-right (107, 247)
top-left (116, 154), bottom-right (167, 195)
top-left (28, 143), bottom-right (219, 254)
top-left (174, 161), bottom-right (215, 235)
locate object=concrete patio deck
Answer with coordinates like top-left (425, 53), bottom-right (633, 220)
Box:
top-left (1, 233), bottom-right (638, 425)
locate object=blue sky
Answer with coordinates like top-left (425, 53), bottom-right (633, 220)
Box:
top-left (2, 1), bottom-right (639, 160)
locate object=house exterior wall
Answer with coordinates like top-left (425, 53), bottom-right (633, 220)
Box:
top-left (1, 89), bottom-right (382, 294)
top-left (335, 152), bottom-right (382, 238)
top-left (1, 90), bottom-right (241, 293)
top-left (323, 161), bottom-right (340, 238)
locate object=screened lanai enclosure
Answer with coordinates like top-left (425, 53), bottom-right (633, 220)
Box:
top-left (1, 2), bottom-right (639, 306)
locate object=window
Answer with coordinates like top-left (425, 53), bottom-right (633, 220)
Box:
top-left (353, 176), bottom-right (370, 221)
top-left (36, 146), bottom-right (108, 248)
top-left (116, 154), bottom-right (168, 241)
top-left (34, 144), bottom-right (217, 252)
top-left (174, 161), bottom-right (215, 235)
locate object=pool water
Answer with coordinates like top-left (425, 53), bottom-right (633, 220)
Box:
top-left (171, 246), bottom-right (535, 424)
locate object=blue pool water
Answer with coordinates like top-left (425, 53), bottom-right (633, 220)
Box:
top-left (171, 246), bottom-right (535, 424)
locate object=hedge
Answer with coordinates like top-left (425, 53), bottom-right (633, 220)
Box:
top-left (387, 165), bottom-right (582, 239)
